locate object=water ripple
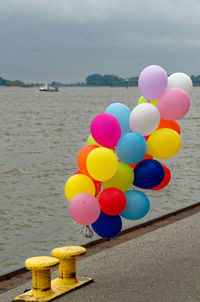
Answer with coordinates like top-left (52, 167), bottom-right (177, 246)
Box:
top-left (0, 86), bottom-right (199, 274)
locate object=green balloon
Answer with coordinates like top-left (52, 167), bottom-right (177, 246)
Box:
top-left (103, 162), bottom-right (134, 192)
top-left (87, 134), bottom-right (115, 152)
top-left (86, 134), bottom-right (100, 146)
top-left (137, 96), bottom-right (157, 106)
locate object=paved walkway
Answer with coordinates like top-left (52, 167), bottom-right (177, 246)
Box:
top-left (1, 212), bottom-right (200, 302)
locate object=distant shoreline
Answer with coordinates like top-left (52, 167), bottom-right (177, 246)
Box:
top-left (1, 73), bottom-right (200, 88)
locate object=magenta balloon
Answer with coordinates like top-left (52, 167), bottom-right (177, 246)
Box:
top-left (157, 88), bottom-right (190, 121)
top-left (138, 65), bottom-right (168, 101)
top-left (69, 193), bottom-right (101, 225)
top-left (90, 113), bottom-right (121, 148)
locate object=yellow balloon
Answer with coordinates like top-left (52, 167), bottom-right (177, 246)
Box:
top-left (137, 96), bottom-right (157, 106)
top-left (65, 174), bottom-right (95, 201)
top-left (147, 128), bottom-right (182, 159)
top-left (103, 162), bottom-right (134, 192)
top-left (86, 147), bottom-right (118, 181)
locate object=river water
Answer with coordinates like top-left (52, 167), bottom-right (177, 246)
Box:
top-left (0, 87), bottom-right (199, 275)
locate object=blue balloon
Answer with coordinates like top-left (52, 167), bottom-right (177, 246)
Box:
top-left (116, 132), bottom-right (147, 164)
top-left (133, 159), bottom-right (165, 189)
top-left (105, 103), bottom-right (131, 136)
top-left (92, 212), bottom-right (122, 239)
top-left (121, 190), bottom-right (150, 220)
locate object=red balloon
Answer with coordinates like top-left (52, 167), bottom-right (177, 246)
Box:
top-left (74, 169), bottom-right (102, 197)
top-left (151, 163), bottom-right (171, 190)
top-left (74, 169), bottom-right (82, 175)
top-left (94, 180), bottom-right (102, 196)
top-left (98, 188), bottom-right (126, 215)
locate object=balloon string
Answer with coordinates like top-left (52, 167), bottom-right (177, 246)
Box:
top-left (83, 225), bottom-right (94, 238)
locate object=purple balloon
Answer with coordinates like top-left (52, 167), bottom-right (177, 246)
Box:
top-left (138, 65), bottom-right (168, 101)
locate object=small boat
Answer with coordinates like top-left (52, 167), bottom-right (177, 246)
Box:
top-left (39, 83), bottom-right (58, 92)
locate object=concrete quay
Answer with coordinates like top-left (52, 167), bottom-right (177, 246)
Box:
top-left (1, 211), bottom-right (200, 302)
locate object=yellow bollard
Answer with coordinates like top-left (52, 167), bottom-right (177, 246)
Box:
top-left (51, 246), bottom-right (93, 295)
top-left (14, 256), bottom-right (60, 301)
top-left (13, 247), bottom-right (93, 301)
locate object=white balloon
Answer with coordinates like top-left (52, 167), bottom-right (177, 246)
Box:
top-left (129, 103), bottom-right (160, 136)
top-left (167, 72), bottom-right (193, 95)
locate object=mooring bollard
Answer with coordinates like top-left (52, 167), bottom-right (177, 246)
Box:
top-left (52, 246), bottom-right (86, 285)
top-left (51, 246), bottom-right (93, 294)
top-left (14, 256), bottom-right (60, 301)
top-left (13, 246), bottom-right (93, 301)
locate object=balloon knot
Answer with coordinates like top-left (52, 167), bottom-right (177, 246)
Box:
top-left (83, 225), bottom-right (94, 238)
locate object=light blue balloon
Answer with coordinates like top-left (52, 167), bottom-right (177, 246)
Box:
top-left (105, 103), bottom-right (131, 136)
top-left (116, 132), bottom-right (147, 164)
top-left (121, 190), bottom-right (150, 220)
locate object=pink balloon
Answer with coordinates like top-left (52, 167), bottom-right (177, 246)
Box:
top-left (157, 88), bottom-right (190, 121)
top-left (90, 113), bottom-right (121, 148)
top-left (69, 193), bottom-right (101, 225)
top-left (138, 65), bottom-right (168, 101)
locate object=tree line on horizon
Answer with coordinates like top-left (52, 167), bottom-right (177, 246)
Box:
top-left (0, 76), bottom-right (32, 87)
top-left (84, 74), bottom-right (200, 87)
top-left (0, 74), bottom-right (200, 87)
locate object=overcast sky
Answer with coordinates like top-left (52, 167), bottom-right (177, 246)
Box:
top-left (0, 0), bottom-right (199, 83)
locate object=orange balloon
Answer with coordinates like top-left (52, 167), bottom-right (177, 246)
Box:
top-left (77, 145), bottom-right (99, 176)
top-left (156, 119), bottom-right (181, 134)
top-left (128, 153), bottom-right (153, 168)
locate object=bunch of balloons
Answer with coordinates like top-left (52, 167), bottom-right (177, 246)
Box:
top-left (64, 65), bottom-right (192, 239)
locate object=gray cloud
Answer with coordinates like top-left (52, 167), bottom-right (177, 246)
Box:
top-left (0, 0), bottom-right (199, 82)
